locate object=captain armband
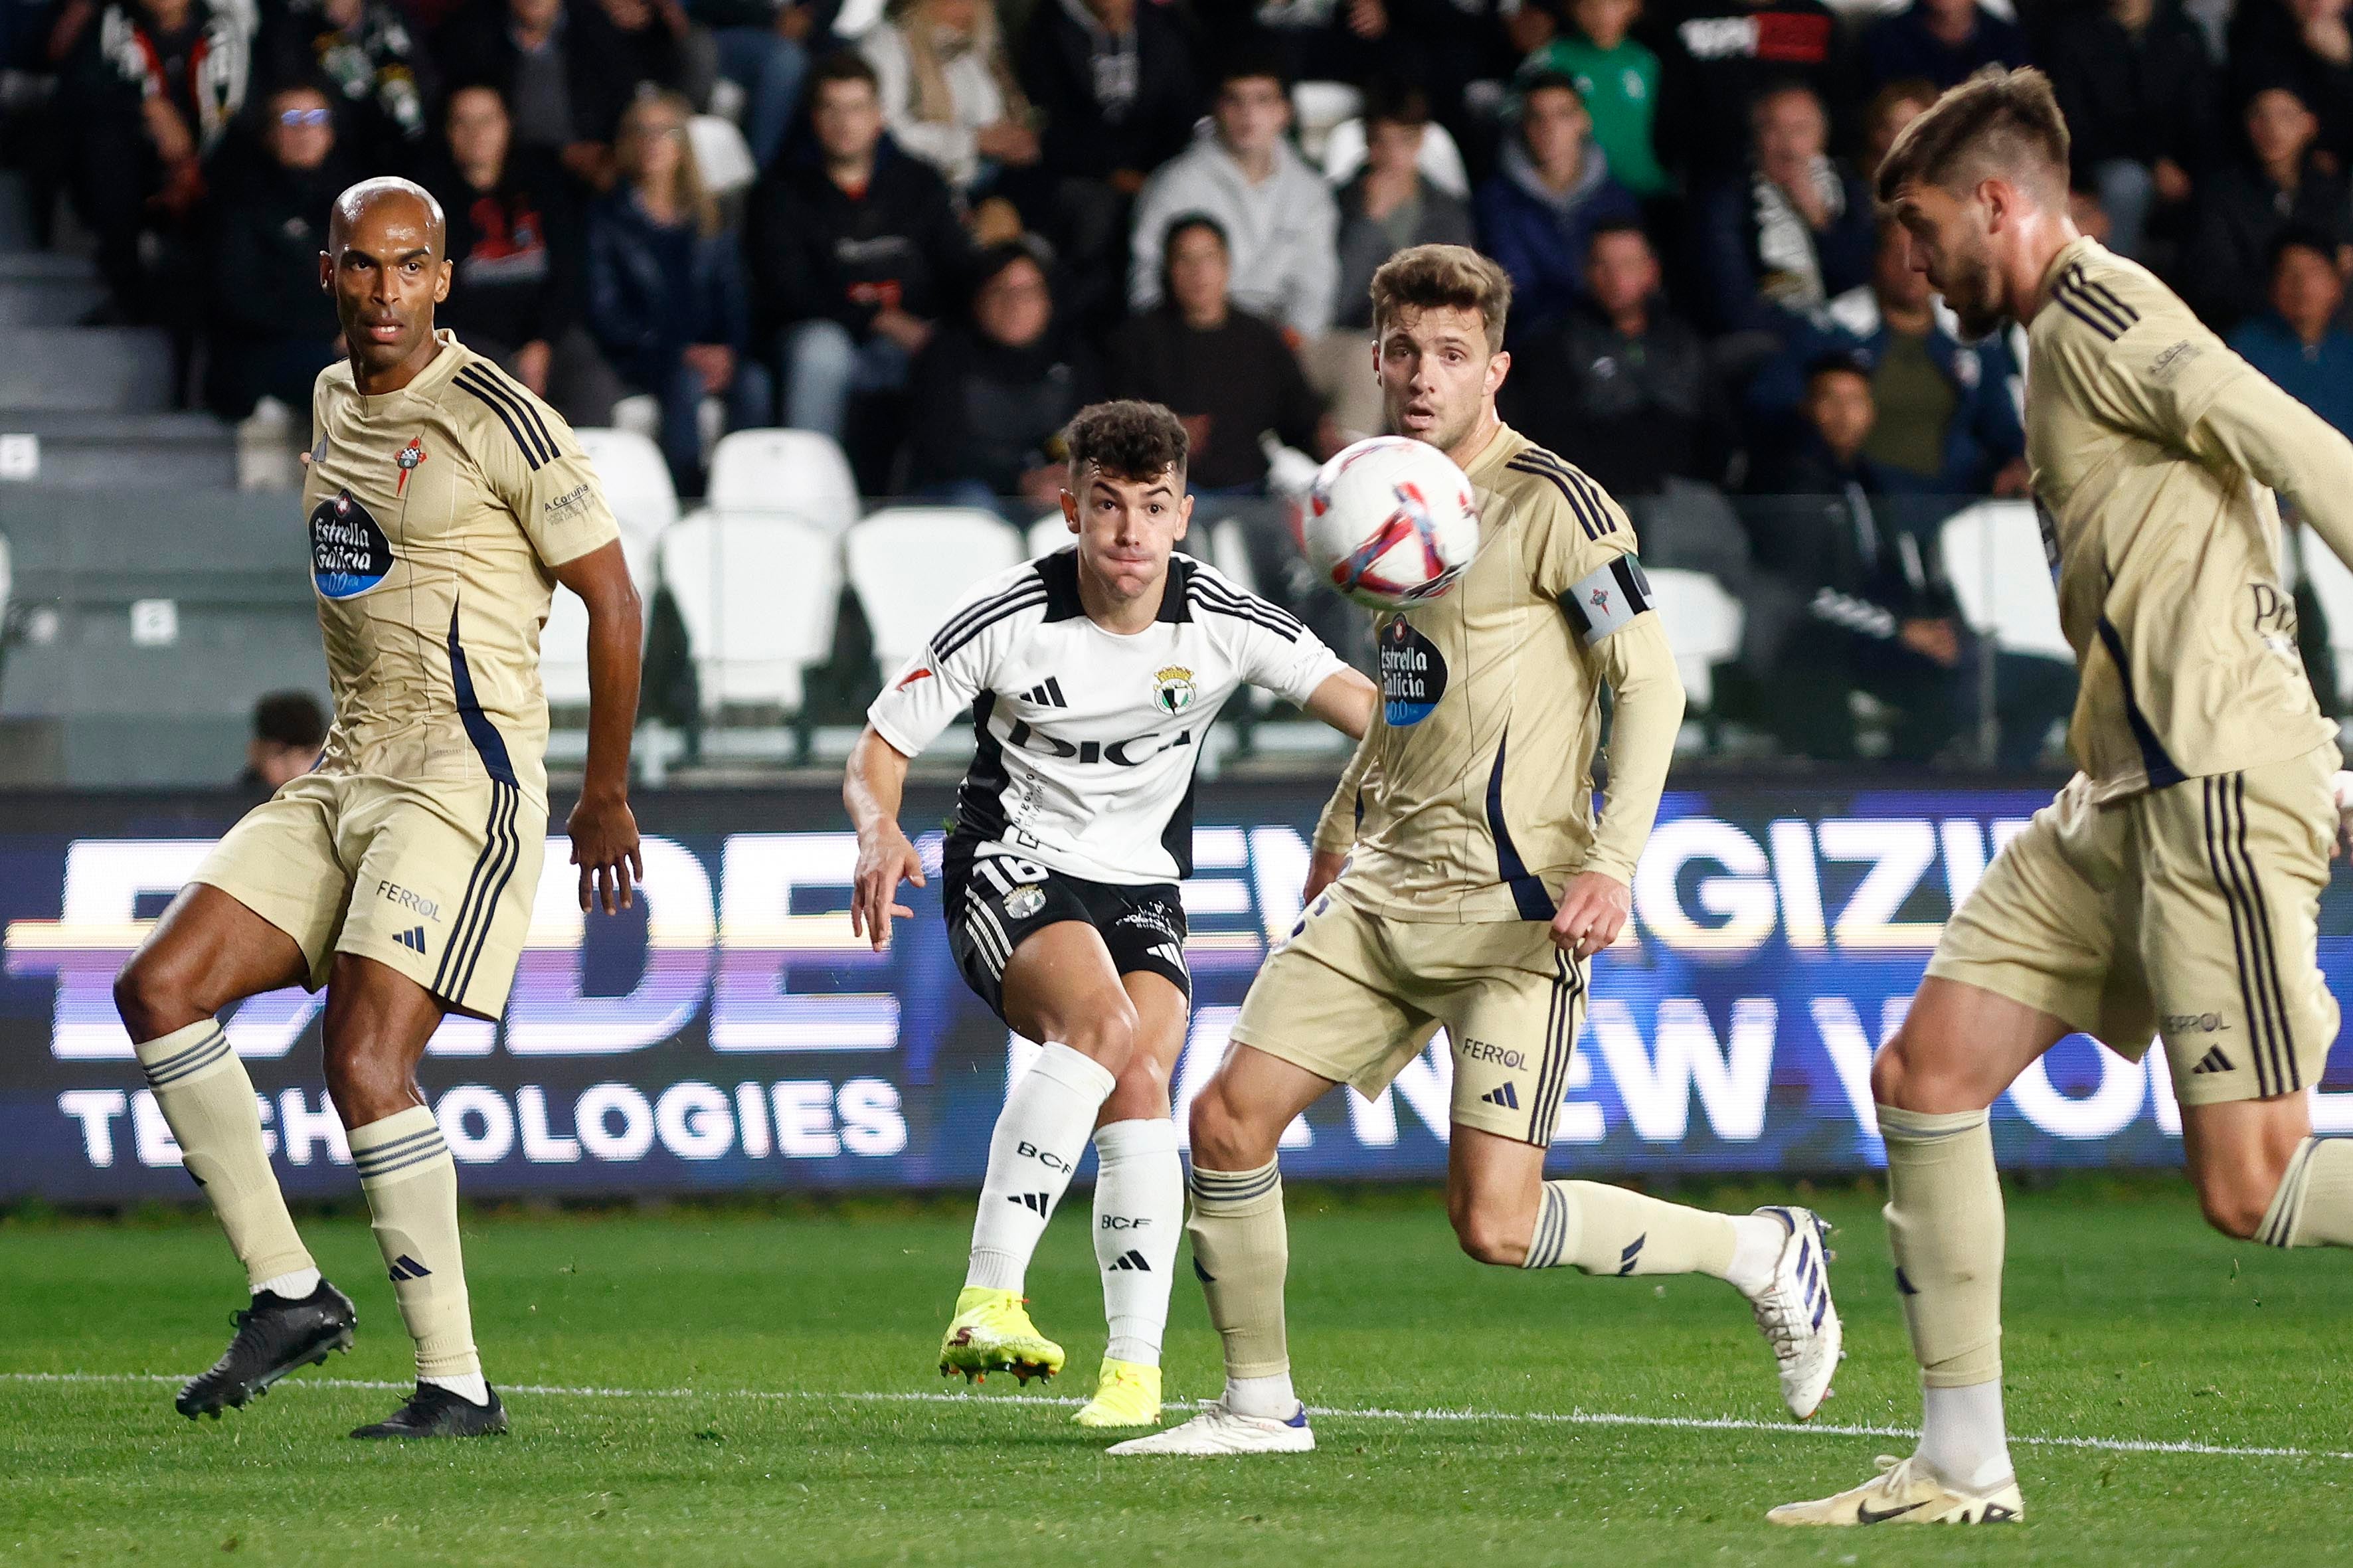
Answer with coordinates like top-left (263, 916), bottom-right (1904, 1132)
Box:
top-left (1558, 555), bottom-right (1654, 644)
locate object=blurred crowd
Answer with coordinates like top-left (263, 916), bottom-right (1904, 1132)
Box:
top-left (6, 0), bottom-right (2353, 761)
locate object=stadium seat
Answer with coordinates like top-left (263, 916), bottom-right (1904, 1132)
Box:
top-left (2299, 532), bottom-right (2353, 709)
top-left (1939, 500), bottom-right (2070, 659)
top-left (687, 116), bottom-right (758, 199)
top-left (847, 507), bottom-right (1023, 669)
top-left (573, 427), bottom-right (679, 560)
top-left (1290, 81), bottom-right (1363, 163)
top-left (1645, 567), bottom-right (1744, 710)
top-left (1027, 512), bottom-right (1071, 558)
top-left (538, 534), bottom-right (658, 709)
top-left (659, 514), bottom-right (842, 714)
top-left (1320, 117), bottom-right (1470, 198)
top-left (0, 252), bottom-right (108, 325)
top-left (0, 325), bottom-right (173, 413)
top-left (705, 428), bottom-right (861, 533)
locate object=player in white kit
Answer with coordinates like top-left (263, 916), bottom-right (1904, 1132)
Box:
top-left (845, 400), bottom-right (1376, 1427)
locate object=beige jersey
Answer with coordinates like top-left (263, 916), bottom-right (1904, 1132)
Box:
top-left (302, 331), bottom-right (620, 804)
top-left (2026, 236), bottom-right (2353, 802)
top-left (1312, 423), bottom-right (1686, 922)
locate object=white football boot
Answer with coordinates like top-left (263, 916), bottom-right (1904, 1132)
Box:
top-left (1767, 1454), bottom-right (2025, 1525)
top-left (1745, 1205), bottom-right (1842, 1419)
top-left (1104, 1400), bottom-right (1315, 1456)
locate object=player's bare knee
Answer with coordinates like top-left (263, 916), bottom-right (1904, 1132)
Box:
top-left (1186, 1079), bottom-right (1264, 1171)
top-left (1101, 1050), bottom-right (1171, 1124)
top-left (323, 1049), bottom-right (416, 1128)
top-left (112, 952), bottom-right (198, 1040)
top-left (1869, 1035), bottom-right (1913, 1108)
top-left (1063, 995), bottom-right (1140, 1076)
top-left (2194, 1164), bottom-right (2279, 1241)
top-left (1448, 1203), bottom-right (1526, 1267)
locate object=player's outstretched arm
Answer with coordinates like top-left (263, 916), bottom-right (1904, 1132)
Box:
top-left (550, 539), bottom-right (645, 915)
top-left (1301, 667), bottom-right (1377, 740)
top-left (844, 726), bottom-right (926, 952)
top-left (1556, 612), bottom-right (1685, 960)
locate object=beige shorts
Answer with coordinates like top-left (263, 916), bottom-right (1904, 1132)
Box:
top-left (194, 770), bottom-right (546, 1020)
top-left (1230, 891), bottom-right (1587, 1147)
top-left (1929, 746), bottom-right (2340, 1106)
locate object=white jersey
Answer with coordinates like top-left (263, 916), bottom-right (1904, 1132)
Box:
top-left (868, 547), bottom-right (1350, 884)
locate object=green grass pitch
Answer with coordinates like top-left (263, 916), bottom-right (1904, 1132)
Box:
top-left (3, 1179), bottom-right (2350, 1566)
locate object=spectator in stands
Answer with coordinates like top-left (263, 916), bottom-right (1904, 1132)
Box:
top-left (859, 0), bottom-right (1039, 242)
top-left (1747, 356), bottom-right (2072, 764)
top-left (239, 691), bottom-right (327, 795)
top-left (2229, 0), bottom-right (2353, 172)
top-left (1189, 0), bottom-right (1394, 90)
top-left (1751, 221), bottom-right (2027, 495)
top-left (687, 0), bottom-right (814, 169)
top-left (1856, 77), bottom-right (1935, 185)
top-left (58, 0), bottom-right (250, 317)
top-left (424, 84), bottom-right (622, 424)
top-left (2180, 84), bottom-right (2352, 331)
top-left (1858, 0), bottom-right (2026, 94)
top-left (1127, 56), bottom-right (1340, 339)
top-left (1518, 0), bottom-right (1670, 198)
top-left (2229, 229), bottom-right (2353, 439)
top-left (1501, 222), bottom-right (1729, 497)
top-left (748, 50), bottom-right (970, 445)
top-left (591, 0), bottom-right (717, 112)
top-left (1472, 71), bottom-right (1637, 337)
top-left (1336, 82), bottom-right (1473, 331)
top-left (586, 89), bottom-right (771, 492)
top-left (1015, 0), bottom-right (1197, 324)
top-left (2044, 0), bottom-right (2215, 263)
top-left (433, 0), bottom-right (646, 191)
top-left (905, 240), bottom-right (1103, 513)
top-left (1110, 214), bottom-right (1336, 493)
top-left (202, 83), bottom-right (351, 420)
top-left (259, 0), bottom-right (438, 174)
top-left (1650, 0), bottom-right (1855, 182)
top-left (1691, 81), bottom-right (1873, 338)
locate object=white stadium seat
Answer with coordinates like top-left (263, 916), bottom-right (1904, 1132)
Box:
top-left (687, 115), bottom-right (758, 199)
top-left (1289, 80), bottom-right (1363, 163)
top-left (1645, 567), bottom-right (1744, 711)
top-left (1027, 511), bottom-right (1072, 558)
top-left (1320, 117), bottom-right (1470, 198)
top-left (1939, 500), bottom-right (2070, 659)
top-left (705, 429), bottom-right (862, 533)
top-left (2299, 532), bottom-right (2353, 709)
top-left (537, 535), bottom-right (657, 709)
top-left (847, 507), bottom-right (1023, 670)
top-left (572, 426), bottom-right (679, 561)
top-left (660, 515), bottom-right (842, 713)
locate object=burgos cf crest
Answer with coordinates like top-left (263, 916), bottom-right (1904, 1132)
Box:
top-left (394, 436), bottom-right (428, 497)
top-left (1153, 665), bottom-right (1195, 714)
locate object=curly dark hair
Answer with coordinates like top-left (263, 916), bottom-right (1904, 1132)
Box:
top-left (1061, 400), bottom-right (1189, 485)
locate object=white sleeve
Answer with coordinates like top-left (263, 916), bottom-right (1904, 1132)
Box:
top-left (1235, 611), bottom-right (1350, 707)
top-left (865, 578), bottom-right (1031, 758)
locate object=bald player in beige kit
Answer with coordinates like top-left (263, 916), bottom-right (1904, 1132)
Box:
top-left (1775, 69), bottom-right (2353, 1526)
top-left (112, 178), bottom-right (645, 1438)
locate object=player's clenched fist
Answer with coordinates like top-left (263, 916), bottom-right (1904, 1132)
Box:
top-left (851, 824), bottom-right (925, 950)
top-left (1550, 869), bottom-right (1631, 960)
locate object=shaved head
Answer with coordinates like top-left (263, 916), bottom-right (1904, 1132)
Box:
top-left (329, 177), bottom-right (446, 257)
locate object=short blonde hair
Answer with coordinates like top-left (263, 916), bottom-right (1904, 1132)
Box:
top-left (1369, 244), bottom-right (1512, 354)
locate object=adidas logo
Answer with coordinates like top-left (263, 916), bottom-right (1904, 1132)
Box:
top-left (1615, 1234), bottom-right (1646, 1276)
top-left (396, 925), bottom-right (428, 955)
top-left (2190, 1045), bottom-right (2235, 1075)
top-left (1007, 1191), bottom-right (1050, 1216)
top-left (1479, 1082), bottom-right (1522, 1110)
top-left (387, 1253), bottom-right (433, 1282)
top-left (1020, 677), bottom-right (1069, 707)
top-left (1108, 1249), bottom-right (1151, 1272)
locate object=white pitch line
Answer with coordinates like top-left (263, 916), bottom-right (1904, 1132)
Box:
top-left (7, 1371), bottom-right (2348, 1462)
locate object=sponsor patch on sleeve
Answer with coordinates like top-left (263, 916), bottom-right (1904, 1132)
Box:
top-left (1560, 555), bottom-right (1654, 644)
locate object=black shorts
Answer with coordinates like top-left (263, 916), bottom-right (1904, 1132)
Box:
top-left (942, 843), bottom-right (1191, 1024)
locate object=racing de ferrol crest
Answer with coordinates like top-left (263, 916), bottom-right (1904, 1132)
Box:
top-left (394, 435), bottom-right (428, 497)
top-left (1153, 665), bottom-right (1195, 714)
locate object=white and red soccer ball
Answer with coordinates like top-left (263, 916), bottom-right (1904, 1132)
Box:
top-left (1300, 436), bottom-right (1480, 609)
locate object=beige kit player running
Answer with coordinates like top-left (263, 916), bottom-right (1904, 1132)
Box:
top-left (1774, 70), bottom-right (2353, 1527)
top-left (1112, 246), bottom-right (1844, 1458)
top-left (111, 178), bottom-right (644, 1439)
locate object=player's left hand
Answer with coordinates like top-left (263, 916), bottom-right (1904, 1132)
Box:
top-left (1550, 871), bottom-right (1631, 961)
top-left (2332, 771), bottom-right (2353, 864)
top-left (568, 790), bottom-right (644, 915)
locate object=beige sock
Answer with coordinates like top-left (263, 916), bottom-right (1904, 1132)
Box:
top-left (133, 1020), bottom-right (312, 1290)
top-left (1520, 1180), bottom-right (1739, 1277)
top-left (2259, 1137), bottom-right (2353, 1247)
top-left (1185, 1160), bottom-right (1290, 1380)
top-left (1879, 1104), bottom-right (2004, 1387)
top-left (350, 1106), bottom-right (481, 1383)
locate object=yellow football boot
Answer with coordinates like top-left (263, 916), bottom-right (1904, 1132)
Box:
top-left (936, 1287), bottom-right (1065, 1385)
top-left (1072, 1359), bottom-right (1162, 1427)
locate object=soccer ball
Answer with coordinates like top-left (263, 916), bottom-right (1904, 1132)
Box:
top-left (1300, 436), bottom-right (1480, 608)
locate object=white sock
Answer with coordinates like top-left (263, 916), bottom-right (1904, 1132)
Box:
top-left (965, 1041), bottom-right (1118, 1294)
top-left (1224, 1371), bottom-right (1299, 1421)
top-left (254, 1267), bottom-right (322, 1301)
top-left (1090, 1118), bottom-right (1182, 1365)
top-left (423, 1373), bottom-right (491, 1406)
top-left (1725, 1214), bottom-right (1788, 1297)
top-left (1917, 1379), bottom-right (2013, 1490)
